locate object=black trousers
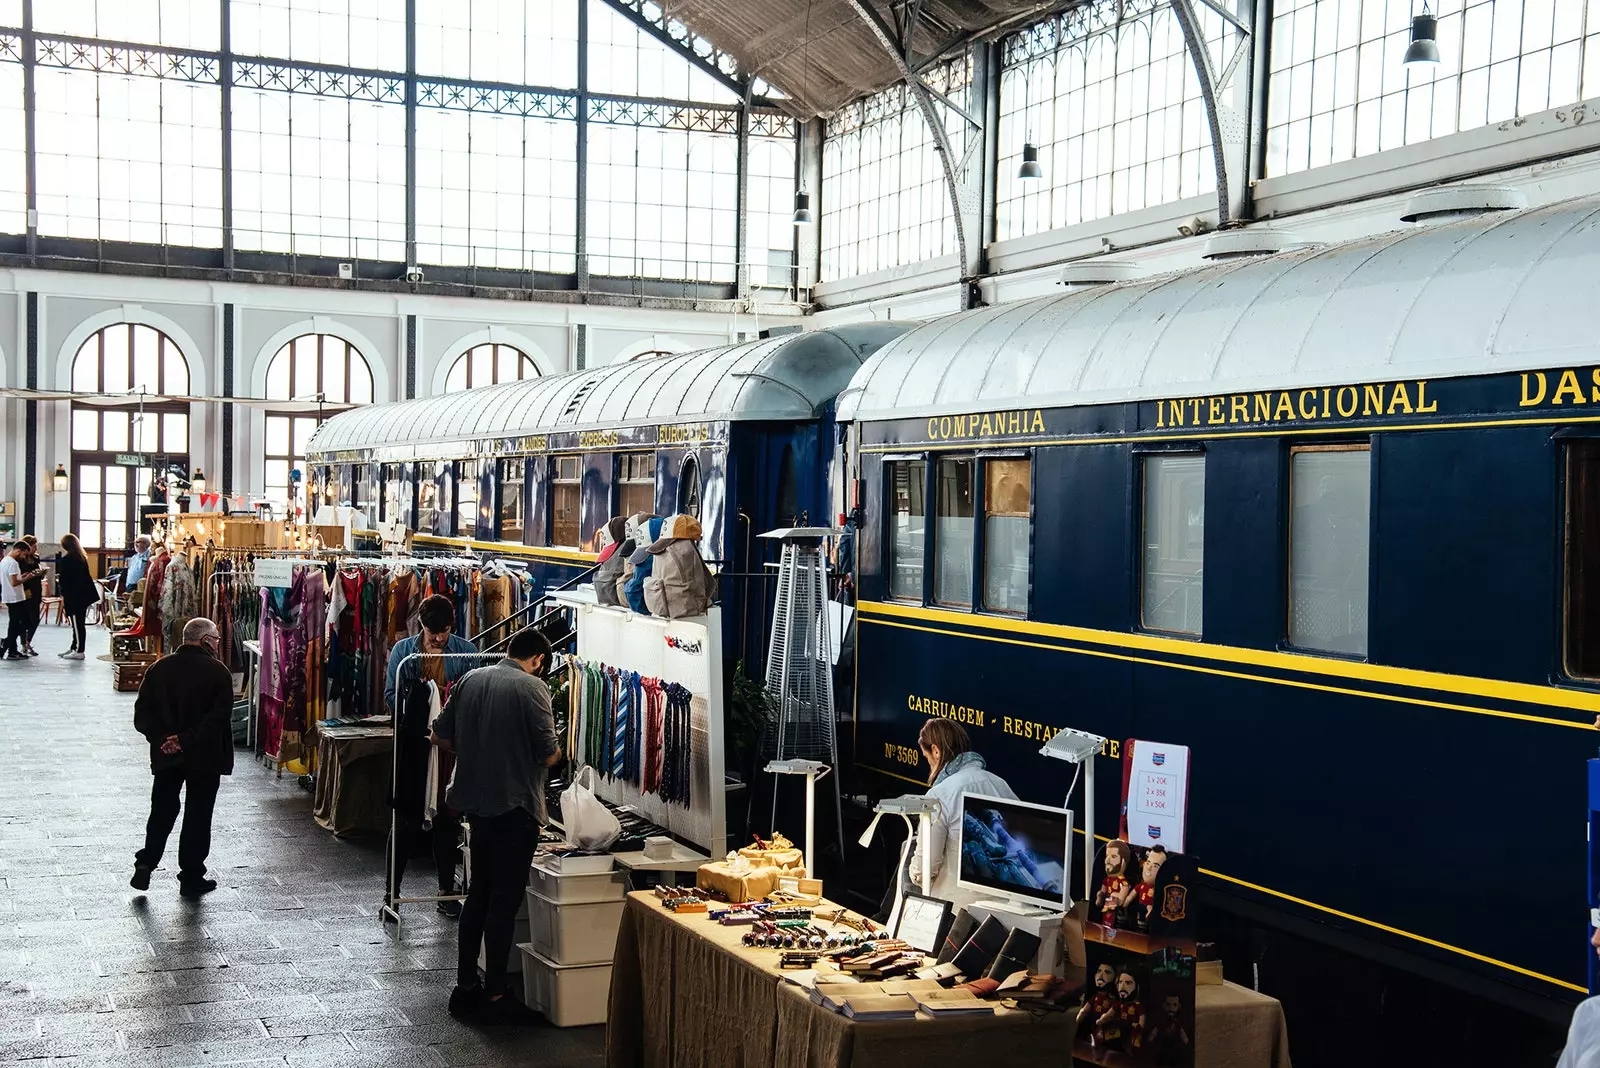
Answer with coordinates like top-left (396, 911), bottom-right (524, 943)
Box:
top-left (2, 602), bottom-right (26, 654)
top-left (19, 598), bottom-right (38, 643)
top-left (388, 810), bottom-right (462, 897)
top-left (67, 607), bottom-right (88, 651)
top-left (457, 808), bottom-right (539, 994)
top-left (135, 769), bottom-right (222, 884)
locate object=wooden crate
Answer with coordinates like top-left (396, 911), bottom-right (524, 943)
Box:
top-left (112, 652), bottom-right (159, 693)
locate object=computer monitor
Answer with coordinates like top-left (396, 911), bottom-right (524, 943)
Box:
top-left (956, 794), bottom-right (1071, 910)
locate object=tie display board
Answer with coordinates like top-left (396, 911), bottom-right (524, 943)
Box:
top-left (568, 601), bottom-right (726, 861)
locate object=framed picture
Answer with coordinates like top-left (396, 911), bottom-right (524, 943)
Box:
top-left (894, 891), bottom-right (953, 956)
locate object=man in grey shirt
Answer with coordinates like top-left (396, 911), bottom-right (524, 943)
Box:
top-left (431, 629), bottom-right (561, 1021)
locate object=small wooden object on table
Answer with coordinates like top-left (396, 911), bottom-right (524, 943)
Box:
top-left (113, 652), bottom-right (159, 692)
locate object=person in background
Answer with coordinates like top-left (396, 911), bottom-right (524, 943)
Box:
top-left (131, 617), bottom-right (234, 898)
top-left (385, 594), bottom-right (478, 917)
top-left (1557, 925), bottom-right (1600, 1067)
top-left (55, 534), bottom-right (98, 660)
top-left (122, 534), bottom-right (152, 595)
top-left (906, 718), bottom-right (1019, 906)
top-left (0, 542), bottom-right (43, 661)
top-left (18, 535), bottom-right (43, 656)
top-left (432, 628), bottom-right (560, 1023)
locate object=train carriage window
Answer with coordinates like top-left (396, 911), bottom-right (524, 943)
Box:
top-left (679, 455), bottom-right (701, 518)
top-left (500, 459), bottom-right (526, 542)
top-left (552, 455), bottom-right (582, 547)
top-left (1565, 441), bottom-right (1600, 679)
top-left (416, 466), bottom-right (443, 535)
top-left (935, 458), bottom-right (976, 607)
top-left (1141, 454), bottom-right (1205, 635)
top-left (1289, 445), bottom-right (1371, 656)
top-left (382, 464), bottom-right (405, 525)
top-left (619, 453), bottom-right (656, 518)
top-left (984, 458), bottom-right (1031, 615)
top-left (458, 460), bottom-right (480, 538)
top-left (888, 459), bottom-right (926, 601)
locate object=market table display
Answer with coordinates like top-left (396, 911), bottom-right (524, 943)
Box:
top-left (605, 891), bottom-right (1073, 1068)
top-left (1194, 980), bottom-right (1292, 1068)
top-left (310, 723), bottom-right (393, 837)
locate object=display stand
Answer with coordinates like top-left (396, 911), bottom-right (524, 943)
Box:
top-left (764, 758), bottom-right (830, 878)
top-left (565, 599), bottom-right (727, 861)
top-left (379, 650), bottom-right (499, 934)
top-left (859, 794), bottom-right (941, 931)
top-left (1039, 726), bottom-right (1106, 906)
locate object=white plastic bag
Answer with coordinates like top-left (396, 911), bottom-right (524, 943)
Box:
top-left (560, 765), bottom-right (621, 851)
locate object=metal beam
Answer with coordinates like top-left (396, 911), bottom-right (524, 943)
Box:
top-left (1170, 0), bottom-right (1251, 227)
top-left (219, 0), bottom-right (233, 271)
top-left (844, 0), bottom-right (984, 306)
top-left (594, 0), bottom-right (775, 106)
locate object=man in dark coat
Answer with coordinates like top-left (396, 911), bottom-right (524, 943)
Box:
top-left (131, 616), bottom-right (235, 898)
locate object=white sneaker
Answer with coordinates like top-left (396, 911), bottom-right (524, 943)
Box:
top-left (63, 651), bottom-right (85, 660)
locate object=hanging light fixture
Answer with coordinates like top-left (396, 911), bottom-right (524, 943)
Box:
top-left (191, 468), bottom-right (206, 495)
top-left (1404, 3), bottom-right (1440, 67)
top-left (51, 464), bottom-right (67, 493)
top-left (1019, 142), bottom-right (1043, 180)
top-left (793, 189), bottom-right (814, 225)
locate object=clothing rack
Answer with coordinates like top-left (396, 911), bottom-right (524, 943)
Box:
top-left (381, 650), bottom-right (503, 935)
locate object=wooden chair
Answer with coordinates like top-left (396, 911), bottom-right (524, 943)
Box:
top-left (39, 573), bottom-right (64, 626)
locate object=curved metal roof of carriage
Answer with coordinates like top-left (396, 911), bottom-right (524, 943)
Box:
top-left (837, 195), bottom-right (1600, 423)
top-left (306, 323), bottom-right (907, 458)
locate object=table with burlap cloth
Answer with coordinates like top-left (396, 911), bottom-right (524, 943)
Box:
top-left (1195, 980), bottom-right (1293, 1068)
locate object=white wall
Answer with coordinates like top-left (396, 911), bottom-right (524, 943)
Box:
top-left (0, 269), bottom-right (803, 539)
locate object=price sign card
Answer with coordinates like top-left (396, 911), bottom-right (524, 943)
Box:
top-left (1121, 740), bottom-right (1190, 853)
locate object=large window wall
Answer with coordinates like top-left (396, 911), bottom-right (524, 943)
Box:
top-left (0, 0), bottom-right (796, 293)
top-left (995, 0), bottom-right (1234, 239)
top-left (1266, 0), bottom-right (1600, 175)
top-left (821, 57), bottom-right (973, 281)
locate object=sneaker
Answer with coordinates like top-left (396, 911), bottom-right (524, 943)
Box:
top-left (130, 864), bottom-right (152, 892)
top-left (57, 649), bottom-right (74, 658)
top-left (3, 652), bottom-right (27, 661)
top-left (23, 646), bottom-right (37, 656)
top-left (448, 984), bottom-right (486, 1020)
top-left (437, 899), bottom-right (463, 919)
top-left (63, 651), bottom-right (84, 661)
top-left (178, 878), bottom-right (218, 899)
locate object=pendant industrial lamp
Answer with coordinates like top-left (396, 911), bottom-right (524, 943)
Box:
top-left (1019, 142), bottom-right (1043, 180)
top-left (793, 189), bottom-right (813, 225)
top-left (1404, 2), bottom-right (1440, 67)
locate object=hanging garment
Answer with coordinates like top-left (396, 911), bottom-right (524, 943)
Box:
top-left (642, 678), bottom-right (666, 795)
top-left (423, 680), bottom-right (444, 826)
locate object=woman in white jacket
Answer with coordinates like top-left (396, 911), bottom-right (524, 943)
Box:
top-left (907, 719), bottom-right (1018, 906)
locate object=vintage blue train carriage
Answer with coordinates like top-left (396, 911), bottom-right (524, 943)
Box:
top-left (838, 195), bottom-right (1600, 1008)
top-left (305, 323), bottom-right (905, 666)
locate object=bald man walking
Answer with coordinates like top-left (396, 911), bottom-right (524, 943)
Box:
top-left (131, 617), bottom-right (235, 898)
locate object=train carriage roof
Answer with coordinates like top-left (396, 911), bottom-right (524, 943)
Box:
top-left (837, 195), bottom-right (1600, 423)
top-left (306, 323), bottom-right (906, 458)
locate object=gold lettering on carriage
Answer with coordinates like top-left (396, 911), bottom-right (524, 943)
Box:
top-left (578, 430), bottom-right (620, 448)
top-left (925, 409), bottom-right (1046, 442)
top-left (1518, 369), bottom-right (1600, 407)
top-left (907, 694), bottom-right (987, 728)
top-left (1154, 380), bottom-right (1438, 429)
top-left (658, 424), bottom-right (710, 445)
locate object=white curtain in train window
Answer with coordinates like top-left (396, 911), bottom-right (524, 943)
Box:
top-left (996, 3), bottom-right (1229, 241)
top-left (935, 457), bottom-right (975, 607)
top-left (888, 459), bottom-right (927, 602)
top-left (1141, 453), bottom-right (1205, 635)
top-left (983, 458), bottom-right (1031, 615)
top-left (1266, 0), bottom-right (1600, 176)
top-left (1289, 447), bottom-right (1370, 656)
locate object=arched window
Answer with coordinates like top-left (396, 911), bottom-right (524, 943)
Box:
top-left (678, 455), bottom-right (701, 518)
top-left (444, 343), bottom-right (539, 391)
top-left (263, 334), bottom-right (373, 517)
top-left (69, 324), bottom-right (191, 551)
top-left (629, 349), bottom-right (676, 361)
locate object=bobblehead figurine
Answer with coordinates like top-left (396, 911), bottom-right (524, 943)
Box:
top-left (1096, 840), bottom-right (1134, 928)
top-left (1078, 962), bottom-right (1117, 1051)
top-left (1100, 968), bottom-right (1146, 1055)
top-left (1128, 845), bottom-right (1168, 931)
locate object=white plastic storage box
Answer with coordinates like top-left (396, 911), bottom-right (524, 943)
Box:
top-left (518, 944), bottom-right (612, 1027)
top-left (527, 857), bottom-right (625, 904)
top-left (540, 852), bottom-right (615, 876)
top-left (525, 887), bottom-right (625, 965)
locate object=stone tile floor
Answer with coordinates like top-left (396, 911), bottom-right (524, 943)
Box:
top-left (0, 621), bottom-right (607, 1067)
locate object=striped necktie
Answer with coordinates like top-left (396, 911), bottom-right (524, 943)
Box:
top-left (613, 672), bottom-right (631, 779)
